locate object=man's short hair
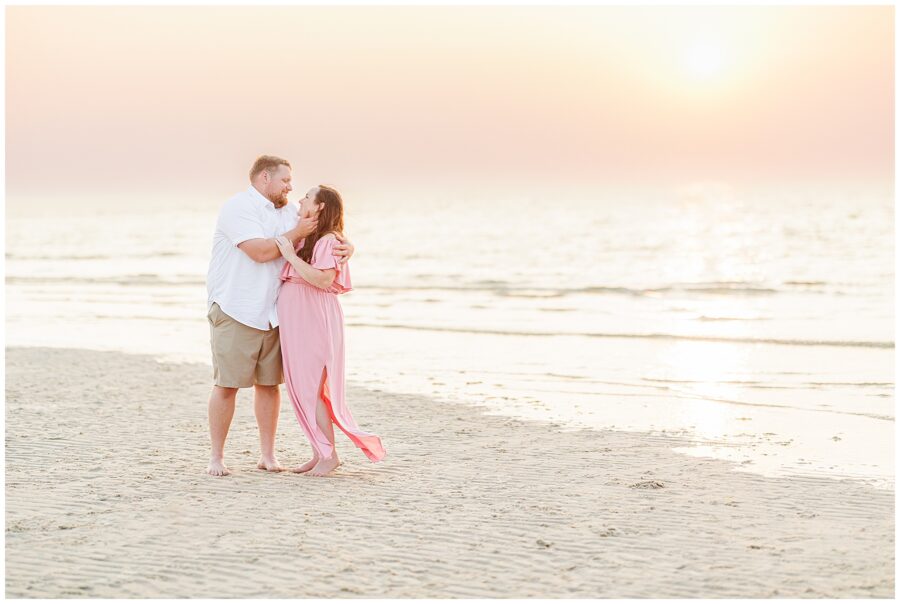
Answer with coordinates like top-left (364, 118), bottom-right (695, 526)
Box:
top-left (249, 155), bottom-right (291, 180)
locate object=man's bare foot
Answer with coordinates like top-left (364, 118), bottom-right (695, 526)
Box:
top-left (207, 459), bottom-right (231, 476)
top-left (292, 457), bottom-right (319, 473)
top-left (307, 456), bottom-right (340, 477)
top-left (257, 456), bottom-right (284, 472)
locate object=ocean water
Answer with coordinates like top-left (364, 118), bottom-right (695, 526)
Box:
top-left (5, 189), bottom-right (894, 489)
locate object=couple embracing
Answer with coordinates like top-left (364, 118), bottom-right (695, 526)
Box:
top-left (205, 155), bottom-right (385, 477)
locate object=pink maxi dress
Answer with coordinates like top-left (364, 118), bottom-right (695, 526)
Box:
top-left (277, 235), bottom-right (385, 462)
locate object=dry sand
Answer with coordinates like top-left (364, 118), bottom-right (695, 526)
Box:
top-left (5, 347), bottom-right (894, 598)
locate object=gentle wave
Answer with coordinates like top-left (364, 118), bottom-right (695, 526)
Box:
top-left (642, 377), bottom-right (894, 388)
top-left (5, 275), bottom-right (849, 298)
top-left (783, 280), bottom-right (828, 286)
top-left (80, 315), bottom-right (892, 348)
top-left (6, 252), bottom-right (184, 260)
top-left (673, 392), bottom-right (894, 422)
top-left (696, 315), bottom-right (769, 322)
top-left (346, 322), bottom-right (894, 349)
top-left (428, 281), bottom-right (800, 297)
top-left (6, 275), bottom-right (206, 287)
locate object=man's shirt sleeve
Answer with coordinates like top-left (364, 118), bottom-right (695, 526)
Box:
top-left (219, 198), bottom-right (266, 247)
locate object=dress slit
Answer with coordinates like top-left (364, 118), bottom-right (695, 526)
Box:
top-left (277, 273), bottom-right (385, 464)
top-left (319, 365), bottom-right (385, 462)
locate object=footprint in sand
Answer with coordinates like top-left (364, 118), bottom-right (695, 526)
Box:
top-left (629, 480), bottom-right (665, 489)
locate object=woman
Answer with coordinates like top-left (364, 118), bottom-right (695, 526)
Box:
top-left (274, 185), bottom-right (385, 476)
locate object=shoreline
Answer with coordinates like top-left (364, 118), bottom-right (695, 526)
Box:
top-left (5, 330), bottom-right (893, 490)
top-left (5, 346), bottom-right (894, 597)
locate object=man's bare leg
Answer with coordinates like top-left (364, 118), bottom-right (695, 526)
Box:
top-left (254, 384), bottom-right (284, 471)
top-left (208, 386), bottom-right (238, 476)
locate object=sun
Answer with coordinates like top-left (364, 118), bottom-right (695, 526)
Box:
top-left (683, 41), bottom-right (726, 80)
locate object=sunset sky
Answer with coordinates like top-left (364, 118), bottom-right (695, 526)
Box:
top-left (6, 5), bottom-right (894, 202)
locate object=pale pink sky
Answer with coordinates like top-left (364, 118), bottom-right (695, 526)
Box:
top-left (6, 5), bottom-right (894, 201)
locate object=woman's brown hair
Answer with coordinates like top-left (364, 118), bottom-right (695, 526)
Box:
top-left (298, 185), bottom-right (345, 263)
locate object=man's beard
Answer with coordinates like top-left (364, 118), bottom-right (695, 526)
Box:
top-left (267, 191), bottom-right (289, 208)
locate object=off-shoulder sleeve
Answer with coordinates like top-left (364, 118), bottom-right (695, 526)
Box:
top-left (311, 236), bottom-right (352, 293)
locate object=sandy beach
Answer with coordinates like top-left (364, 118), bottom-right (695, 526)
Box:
top-left (4, 346), bottom-right (894, 598)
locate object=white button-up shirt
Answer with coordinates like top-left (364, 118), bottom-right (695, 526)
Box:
top-left (207, 186), bottom-right (298, 330)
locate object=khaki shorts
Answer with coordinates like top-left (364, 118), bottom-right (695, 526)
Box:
top-left (207, 303), bottom-right (283, 388)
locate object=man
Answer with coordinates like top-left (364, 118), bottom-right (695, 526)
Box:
top-left (205, 155), bottom-right (353, 476)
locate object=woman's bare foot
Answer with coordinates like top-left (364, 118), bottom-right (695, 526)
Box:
top-left (291, 457), bottom-right (319, 473)
top-left (207, 458), bottom-right (231, 476)
top-left (307, 456), bottom-right (340, 477)
top-left (256, 456), bottom-right (284, 472)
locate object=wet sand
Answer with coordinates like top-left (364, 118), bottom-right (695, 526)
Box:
top-left (5, 347), bottom-right (894, 597)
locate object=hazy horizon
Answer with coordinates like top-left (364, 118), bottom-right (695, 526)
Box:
top-left (6, 5), bottom-right (894, 203)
